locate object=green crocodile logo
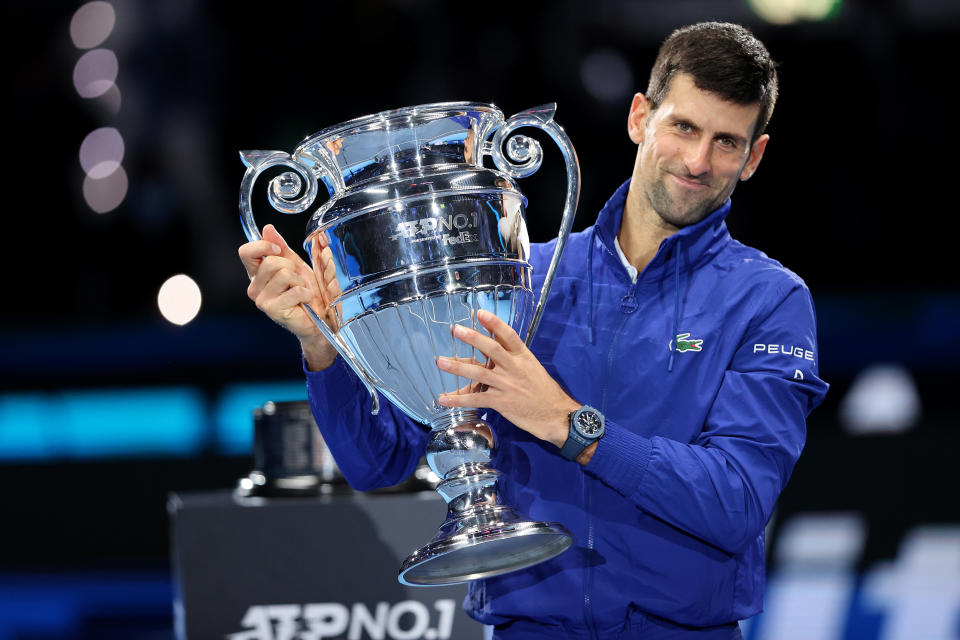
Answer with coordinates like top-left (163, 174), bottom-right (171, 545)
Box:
top-left (673, 333), bottom-right (703, 353)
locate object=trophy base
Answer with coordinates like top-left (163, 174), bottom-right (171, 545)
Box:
top-left (398, 512), bottom-right (572, 586)
top-left (399, 411), bottom-right (574, 586)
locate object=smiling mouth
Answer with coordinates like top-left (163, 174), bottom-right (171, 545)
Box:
top-left (668, 173), bottom-right (708, 189)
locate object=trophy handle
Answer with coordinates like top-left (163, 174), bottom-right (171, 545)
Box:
top-left (238, 150), bottom-right (381, 415)
top-left (488, 104), bottom-right (581, 346)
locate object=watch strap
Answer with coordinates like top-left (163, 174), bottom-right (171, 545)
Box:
top-left (559, 429), bottom-right (590, 461)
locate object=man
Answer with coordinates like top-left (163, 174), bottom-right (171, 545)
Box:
top-left (239, 22), bottom-right (828, 640)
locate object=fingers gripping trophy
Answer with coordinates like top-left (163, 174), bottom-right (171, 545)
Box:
top-left (238, 102), bottom-right (580, 586)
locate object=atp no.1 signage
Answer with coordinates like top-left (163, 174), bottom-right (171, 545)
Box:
top-left (227, 599), bottom-right (457, 640)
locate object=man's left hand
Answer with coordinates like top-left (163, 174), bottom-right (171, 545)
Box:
top-left (436, 309), bottom-right (580, 448)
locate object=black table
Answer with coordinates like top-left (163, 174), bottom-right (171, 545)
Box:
top-left (169, 488), bottom-right (484, 640)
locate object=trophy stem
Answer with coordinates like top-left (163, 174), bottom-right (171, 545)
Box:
top-left (398, 412), bottom-right (573, 586)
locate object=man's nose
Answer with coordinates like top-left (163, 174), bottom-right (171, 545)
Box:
top-left (683, 138), bottom-right (711, 177)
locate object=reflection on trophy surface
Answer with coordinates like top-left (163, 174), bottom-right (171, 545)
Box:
top-left (239, 102), bottom-right (580, 586)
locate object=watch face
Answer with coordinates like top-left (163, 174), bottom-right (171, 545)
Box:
top-left (576, 411), bottom-right (602, 436)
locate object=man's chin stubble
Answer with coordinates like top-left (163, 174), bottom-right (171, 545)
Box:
top-left (647, 182), bottom-right (714, 229)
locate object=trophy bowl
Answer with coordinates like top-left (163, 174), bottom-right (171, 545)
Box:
top-left (239, 101), bottom-right (580, 586)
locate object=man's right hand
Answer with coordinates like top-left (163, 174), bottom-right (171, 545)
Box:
top-left (238, 224), bottom-right (339, 370)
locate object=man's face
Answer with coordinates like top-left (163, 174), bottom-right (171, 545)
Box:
top-left (628, 73), bottom-right (769, 229)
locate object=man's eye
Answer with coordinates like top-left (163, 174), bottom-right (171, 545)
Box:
top-left (717, 137), bottom-right (737, 149)
top-left (676, 122), bottom-right (692, 133)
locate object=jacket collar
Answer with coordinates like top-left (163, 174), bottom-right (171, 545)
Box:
top-left (594, 178), bottom-right (733, 281)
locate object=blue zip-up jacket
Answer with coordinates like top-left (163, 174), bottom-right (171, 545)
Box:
top-left (306, 179), bottom-right (828, 638)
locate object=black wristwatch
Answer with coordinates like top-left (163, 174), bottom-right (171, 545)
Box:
top-left (559, 405), bottom-right (605, 461)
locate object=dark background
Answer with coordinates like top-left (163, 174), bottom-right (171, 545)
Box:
top-left (1, 1), bottom-right (958, 638)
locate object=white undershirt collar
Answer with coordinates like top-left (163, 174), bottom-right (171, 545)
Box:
top-left (613, 234), bottom-right (638, 284)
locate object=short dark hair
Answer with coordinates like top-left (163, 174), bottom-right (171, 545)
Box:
top-left (646, 22), bottom-right (779, 141)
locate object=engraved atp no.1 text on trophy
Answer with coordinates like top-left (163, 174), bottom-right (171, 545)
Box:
top-left (238, 102), bottom-right (579, 586)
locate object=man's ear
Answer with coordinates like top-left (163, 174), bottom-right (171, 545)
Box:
top-left (627, 93), bottom-right (650, 145)
top-left (739, 133), bottom-right (769, 181)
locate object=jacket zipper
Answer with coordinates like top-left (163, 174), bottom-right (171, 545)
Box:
top-left (584, 278), bottom-right (638, 639)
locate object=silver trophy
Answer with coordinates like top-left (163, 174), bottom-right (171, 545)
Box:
top-left (239, 102), bottom-right (579, 586)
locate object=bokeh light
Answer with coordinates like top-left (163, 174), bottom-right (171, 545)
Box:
top-left (96, 83), bottom-right (122, 116)
top-left (580, 49), bottom-right (634, 104)
top-left (748, 0), bottom-right (842, 24)
top-left (72, 48), bottom-right (118, 98)
top-left (840, 364), bottom-right (921, 435)
top-left (158, 275), bottom-right (203, 326)
top-left (79, 127), bottom-right (124, 179)
top-left (82, 165), bottom-right (128, 213)
top-left (70, 1), bottom-right (116, 49)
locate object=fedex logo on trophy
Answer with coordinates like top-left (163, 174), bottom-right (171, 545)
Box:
top-left (390, 211), bottom-right (480, 246)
